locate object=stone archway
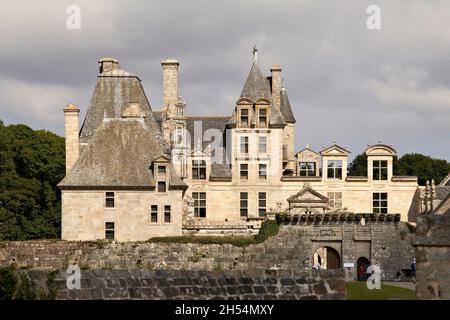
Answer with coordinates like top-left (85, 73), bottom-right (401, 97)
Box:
top-left (313, 246), bottom-right (341, 269)
top-left (357, 257), bottom-right (371, 281)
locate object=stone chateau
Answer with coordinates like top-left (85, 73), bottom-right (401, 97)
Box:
top-left (58, 51), bottom-right (421, 243)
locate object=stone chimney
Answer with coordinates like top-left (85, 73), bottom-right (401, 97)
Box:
top-left (98, 57), bottom-right (119, 74)
top-left (161, 59), bottom-right (179, 114)
top-left (64, 103), bottom-right (80, 174)
top-left (270, 64), bottom-right (282, 109)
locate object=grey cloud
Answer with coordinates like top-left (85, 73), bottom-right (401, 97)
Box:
top-left (0, 0), bottom-right (449, 160)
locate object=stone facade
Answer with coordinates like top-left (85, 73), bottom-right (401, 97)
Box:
top-left (59, 53), bottom-right (420, 241)
top-left (61, 190), bottom-right (183, 241)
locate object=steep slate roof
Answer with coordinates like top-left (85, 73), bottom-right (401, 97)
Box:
top-left (239, 63), bottom-right (272, 101)
top-left (59, 118), bottom-right (186, 189)
top-left (228, 63), bottom-right (285, 127)
top-left (185, 116), bottom-right (230, 151)
top-left (184, 116), bottom-right (232, 178)
top-left (79, 62), bottom-right (170, 156)
top-left (280, 88), bottom-right (296, 123)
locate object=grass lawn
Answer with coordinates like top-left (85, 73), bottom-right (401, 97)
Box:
top-left (347, 282), bottom-right (416, 300)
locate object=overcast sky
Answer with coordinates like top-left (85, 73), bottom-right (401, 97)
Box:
top-left (0, 0), bottom-right (449, 160)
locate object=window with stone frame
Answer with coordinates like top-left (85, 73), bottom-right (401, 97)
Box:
top-left (373, 160), bottom-right (388, 180)
top-left (299, 162), bottom-right (316, 176)
top-left (151, 205), bottom-right (158, 223)
top-left (158, 165), bottom-right (166, 175)
top-left (164, 205), bottom-right (171, 223)
top-left (192, 160), bottom-right (206, 180)
top-left (327, 160), bottom-right (342, 179)
top-left (105, 222), bottom-right (115, 240)
top-left (193, 192), bottom-right (206, 218)
top-left (327, 192), bottom-right (342, 208)
top-left (240, 192), bottom-right (248, 217)
top-left (258, 108), bottom-right (267, 127)
top-left (105, 192), bottom-right (115, 208)
top-left (258, 192), bottom-right (267, 216)
top-left (240, 163), bottom-right (248, 180)
top-left (240, 108), bottom-right (249, 127)
top-left (373, 192), bottom-right (388, 214)
top-left (240, 136), bottom-right (249, 154)
top-left (259, 163), bottom-right (267, 180)
top-left (157, 181), bottom-right (166, 192)
top-left (258, 136), bottom-right (267, 154)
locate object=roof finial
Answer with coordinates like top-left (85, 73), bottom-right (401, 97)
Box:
top-left (252, 45), bottom-right (258, 63)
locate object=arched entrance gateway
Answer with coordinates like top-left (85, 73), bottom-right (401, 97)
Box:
top-left (313, 246), bottom-right (341, 269)
top-left (357, 257), bottom-right (371, 281)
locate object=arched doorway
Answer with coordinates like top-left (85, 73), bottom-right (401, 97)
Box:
top-left (313, 246), bottom-right (341, 269)
top-left (357, 257), bottom-right (371, 281)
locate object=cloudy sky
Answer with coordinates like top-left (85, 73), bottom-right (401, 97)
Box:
top-left (0, 0), bottom-right (449, 160)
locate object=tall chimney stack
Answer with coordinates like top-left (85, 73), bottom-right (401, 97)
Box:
top-left (161, 59), bottom-right (180, 115)
top-left (64, 103), bottom-right (80, 174)
top-left (270, 64), bottom-right (282, 109)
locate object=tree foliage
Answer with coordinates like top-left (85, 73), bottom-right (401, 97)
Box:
top-left (0, 120), bottom-right (65, 240)
top-left (348, 152), bottom-right (450, 186)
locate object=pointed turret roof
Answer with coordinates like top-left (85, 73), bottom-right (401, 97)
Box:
top-left (280, 87), bottom-right (296, 123)
top-left (239, 63), bottom-right (272, 101)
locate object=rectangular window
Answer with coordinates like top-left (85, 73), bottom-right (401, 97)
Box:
top-left (240, 109), bottom-right (249, 126)
top-left (240, 192), bottom-right (248, 217)
top-left (259, 164), bottom-right (267, 180)
top-left (151, 205), bottom-right (158, 223)
top-left (258, 136), bottom-right (267, 154)
top-left (192, 160), bottom-right (206, 180)
top-left (373, 192), bottom-right (388, 214)
top-left (258, 192), bottom-right (267, 216)
top-left (157, 181), bottom-right (166, 192)
top-left (327, 160), bottom-right (343, 179)
top-left (158, 166), bottom-right (166, 175)
top-left (193, 192), bottom-right (207, 218)
top-left (373, 160), bottom-right (388, 180)
top-left (105, 192), bottom-right (115, 208)
top-left (105, 222), bottom-right (115, 240)
top-left (164, 205), bottom-right (171, 223)
top-left (240, 163), bottom-right (248, 180)
top-left (258, 109), bottom-right (267, 127)
top-left (299, 162), bottom-right (316, 176)
top-left (240, 136), bottom-right (249, 154)
top-left (327, 192), bottom-right (342, 208)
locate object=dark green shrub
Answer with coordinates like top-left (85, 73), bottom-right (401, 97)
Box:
top-left (0, 267), bottom-right (18, 300)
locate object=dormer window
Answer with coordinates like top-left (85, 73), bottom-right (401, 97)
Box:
top-left (299, 162), bottom-right (316, 177)
top-left (240, 108), bottom-right (249, 126)
top-left (258, 108), bottom-right (267, 127)
top-left (373, 160), bottom-right (388, 180)
top-left (158, 165), bottom-right (166, 175)
top-left (192, 160), bottom-right (206, 180)
top-left (327, 160), bottom-right (342, 179)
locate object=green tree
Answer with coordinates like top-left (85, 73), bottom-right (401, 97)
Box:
top-left (396, 153), bottom-right (450, 186)
top-left (0, 120), bottom-right (65, 240)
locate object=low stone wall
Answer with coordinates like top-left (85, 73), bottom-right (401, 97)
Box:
top-left (22, 268), bottom-right (346, 300)
top-left (0, 223), bottom-right (415, 281)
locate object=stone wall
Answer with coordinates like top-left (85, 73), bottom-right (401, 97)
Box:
top-left (414, 208), bottom-right (450, 299)
top-left (0, 223), bottom-right (415, 281)
top-left (20, 268), bottom-right (346, 300)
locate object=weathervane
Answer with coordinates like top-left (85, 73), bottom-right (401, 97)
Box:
top-left (252, 45), bottom-right (258, 63)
